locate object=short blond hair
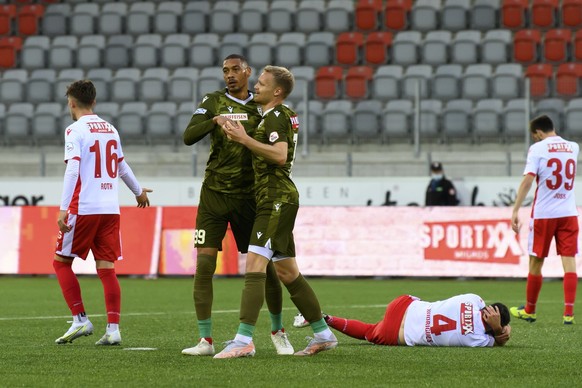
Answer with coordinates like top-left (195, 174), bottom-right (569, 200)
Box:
top-left (263, 65), bottom-right (295, 99)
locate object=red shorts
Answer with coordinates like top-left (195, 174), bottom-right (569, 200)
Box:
top-left (55, 213), bottom-right (122, 262)
top-left (367, 295), bottom-right (416, 346)
top-left (529, 216), bottom-right (579, 258)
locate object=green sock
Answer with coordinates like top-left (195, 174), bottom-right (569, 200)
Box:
top-left (237, 322), bottom-right (255, 338)
top-left (198, 318), bottom-right (212, 338)
top-left (309, 318), bottom-right (328, 334)
top-left (269, 312), bottom-right (283, 332)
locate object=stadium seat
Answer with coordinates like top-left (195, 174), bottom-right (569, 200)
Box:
top-left (154, 1), bottom-right (182, 35)
top-left (535, 98), bottom-right (564, 129)
top-left (181, 1), bottom-right (209, 34)
top-left (247, 33), bottom-right (276, 69)
top-left (561, 0), bottom-right (582, 28)
top-left (267, 0), bottom-right (296, 33)
top-left (450, 30), bottom-right (481, 65)
top-left (462, 64), bottom-right (492, 100)
top-left (336, 32), bottom-right (364, 65)
top-left (372, 65), bottom-right (403, 101)
top-left (21, 36), bottom-right (49, 70)
top-left (295, 100), bottom-right (323, 141)
top-left (352, 100), bottom-right (383, 143)
top-left (492, 64), bottom-right (522, 99)
top-left (76, 35), bottom-right (105, 69)
top-left (314, 66), bottom-right (343, 100)
top-left (411, 0), bottom-right (440, 32)
top-left (4, 103), bottom-right (33, 145)
top-left (176, 101), bottom-right (194, 136)
top-left (503, 98), bottom-right (529, 139)
top-left (210, 1), bottom-right (239, 34)
top-left (17, 4), bottom-right (43, 36)
top-left (0, 36), bottom-right (22, 68)
top-left (364, 32), bottom-right (392, 65)
top-left (296, 0), bottom-right (325, 33)
top-left (391, 31), bottom-right (421, 65)
top-left (105, 35), bottom-right (133, 69)
top-left (321, 100), bottom-right (353, 144)
top-left (161, 34), bottom-right (189, 69)
top-left (531, 0), bottom-right (559, 29)
top-left (117, 102), bottom-right (147, 144)
top-left (111, 68), bottom-right (140, 103)
top-left (565, 98), bottom-right (582, 135)
top-left (0, 69), bottom-right (27, 104)
top-left (189, 33), bottom-right (219, 68)
top-left (305, 32), bottom-right (335, 67)
top-left (49, 36), bottom-right (78, 70)
top-left (501, 0), bottom-right (528, 29)
top-left (60, 105), bottom-right (73, 132)
top-left (133, 34), bottom-right (161, 69)
top-left (288, 66), bottom-right (315, 103)
top-left (93, 102), bottom-right (119, 126)
top-left (513, 29), bottom-right (542, 64)
top-left (127, 2), bottom-right (155, 35)
top-left (481, 30), bottom-right (511, 65)
top-left (574, 30), bottom-right (582, 62)
top-left (472, 99), bottom-right (503, 142)
top-left (32, 102), bottom-right (61, 145)
top-left (470, 0), bottom-right (500, 30)
top-left (525, 63), bottom-right (553, 98)
top-left (54, 68), bottom-right (84, 103)
top-left (219, 33), bottom-right (248, 61)
top-left (140, 68), bottom-right (169, 103)
top-left (325, 0), bottom-right (353, 32)
top-left (555, 63), bottom-right (582, 97)
top-left (402, 64), bottom-right (432, 100)
top-left (197, 66), bottom-right (223, 101)
top-left (275, 33), bottom-right (306, 68)
top-left (442, 99), bottom-right (473, 140)
top-left (422, 30), bottom-right (452, 66)
top-left (0, 5), bottom-right (16, 36)
top-left (441, 0), bottom-right (470, 31)
top-left (419, 99), bottom-right (443, 137)
top-left (86, 68), bottom-right (112, 101)
top-left (344, 66), bottom-right (373, 100)
top-left (355, 0), bottom-right (382, 31)
top-left (432, 64), bottom-right (463, 100)
top-left (543, 29), bottom-right (571, 64)
top-left (384, 0), bottom-right (412, 31)
top-left (70, 3), bottom-right (98, 36)
top-left (98, 3), bottom-right (127, 36)
top-left (41, 3), bottom-right (70, 36)
top-left (382, 100), bottom-right (412, 142)
top-left (0, 103), bottom-right (4, 140)
top-left (168, 67), bottom-right (198, 103)
top-left (239, 0), bottom-right (268, 33)
top-left (146, 102), bottom-right (177, 145)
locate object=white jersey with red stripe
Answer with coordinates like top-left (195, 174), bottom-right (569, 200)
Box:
top-left (403, 293), bottom-right (494, 347)
top-left (63, 114), bottom-right (125, 215)
top-left (525, 136), bottom-right (579, 219)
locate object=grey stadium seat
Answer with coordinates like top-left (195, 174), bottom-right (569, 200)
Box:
top-left (33, 102), bottom-right (62, 145)
top-left (139, 68), bottom-right (169, 103)
top-left (304, 32), bottom-right (335, 67)
top-left (462, 64), bottom-right (492, 100)
top-left (472, 98), bottom-right (503, 142)
top-left (49, 36), bottom-right (78, 70)
top-left (127, 2), bottom-right (155, 35)
top-left (296, 0), bottom-right (325, 33)
top-left (442, 99), bottom-right (473, 140)
top-left (197, 67), bottom-right (223, 100)
top-left (0, 69), bottom-right (27, 104)
top-left (325, 0), bottom-right (353, 32)
top-left (94, 102), bottom-right (120, 126)
top-left (247, 33), bottom-right (277, 69)
top-left (353, 100), bottom-right (383, 143)
top-left (189, 33), bottom-right (219, 68)
top-left (504, 99), bottom-right (530, 139)
top-left (99, 3), bottom-right (127, 36)
top-left (86, 68), bottom-right (113, 101)
top-left (321, 100), bottom-right (353, 144)
top-left (42, 4), bottom-right (71, 36)
top-left (21, 36), bottom-right (50, 70)
top-left (442, 0), bottom-right (470, 31)
top-left (470, 0), bottom-right (500, 31)
top-left (373, 65), bottom-right (403, 101)
top-left (268, 1), bottom-right (296, 33)
top-left (77, 35), bottom-right (105, 69)
top-left (117, 102), bottom-right (147, 143)
top-left (382, 100), bottom-right (413, 142)
top-left (402, 65), bottom-right (432, 100)
top-left (0, 104), bottom-right (4, 140)
top-left (54, 68), bottom-right (84, 103)
top-left (161, 34), bottom-right (190, 69)
top-left (451, 30), bottom-right (481, 65)
top-left (105, 35), bottom-right (133, 69)
top-left (4, 103), bottom-right (34, 145)
top-left (288, 66), bottom-right (315, 103)
top-left (411, 0), bottom-right (441, 32)
top-left (432, 64), bottom-right (463, 100)
top-left (239, 0), bottom-right (268, 33)
top-left (391, 31), bottom-right (421, 65)
top-left (176, 102), bottom-right (195, 137)
top-left (28, 69), bottom-right (56, 103)
top-left (60, 105), bottom-right (74, 133)
top-left (481, 30), bottom-right (511, 65)
top-left (422, 30), bottom-right (452, 66)
top-left (70, 3), bottom-right (98, 35)
top-left (419, 99), bottom-right (443, 137)
top-left (210, 1), bottom-right (240, 34)
top-left (296, 100), bottom-right (323, 141)
top-left (111, 68), bottom-right (141, 103)
top-left (565, 99), bottom-right (582, 137)
top-left (181, 1), bottom-right (210, 35)
top-left (154, 1), bottom-right (182, 35)
top-left (492, 64), bottom-right (522, 100)
top-left (219, 33), bottom-right (248, 60)
top-left (535, 98), bottom-right (565, 130)
top-left (168, 68), bottom-right (198, 103)
top-left (133, 34), bottom-right (161, 69)
top-left (146, 102), bottom-right (177, 144)
top-left (275, 32), bottom-right (306, 68)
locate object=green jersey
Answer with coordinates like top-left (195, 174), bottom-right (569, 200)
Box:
top-left (188, 89), bottom-right (262, 198)
top-left (253, 104), bottom-right (300, 206)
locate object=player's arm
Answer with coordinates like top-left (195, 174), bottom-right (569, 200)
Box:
top-left (58, 158), bottom-right (80, 233)
top-left (183, 96), bottom-right (222, 146)
top-left (118, 158), bottom-right (152, 208)
top-left (222, 121), bottom-right (287, 166)
top-left (493, 324), bottom-right (511, 346)
top-left (511, 173), bottom-right (535, 233)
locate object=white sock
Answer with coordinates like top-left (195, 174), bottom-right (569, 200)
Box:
top-left (234, 334), bottom-right (253, 345)
top-left (73, 313), bottom-right (88, 324)
top-left (107, 323), bottom-right (119, 333)
top-left (314, 328), bottom-right (334, 341)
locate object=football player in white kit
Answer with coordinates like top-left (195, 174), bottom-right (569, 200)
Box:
top-left (53, 80), bottom-right (152, 345)
top-left (510, 115), bottom-right (579, 325)
top-left (322, 294), bottom-right (511, 347)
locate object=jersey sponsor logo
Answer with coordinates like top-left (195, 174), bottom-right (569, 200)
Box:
top-left (548, 143), bottom-right (573, 153)
top-left (87, 122), bottom-right (114, 134)
top-left (290, 115), bottom-right (299, 130)
top-left (220, 113), bottom-right (248, 121)
top-left (421, 219), bottom-right (521, 264)
top-left (269, 131), bottom-right (279, 143)
top-left (460, 302), bottom-right (474, 335)
top-left (194, 108), bottom-right (207, 115)
top-left (65, 142), bottom-right (74, 152)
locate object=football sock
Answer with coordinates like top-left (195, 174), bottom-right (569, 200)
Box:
top-left (97, 268), bottom-right (121, 324)
top-left (197, 318), bottom-right (212, 339)
top-left (53, 260), bottom-right (85, 316)
top-left (234, 332), bottom-right (253, 345)
top-left (525, 273), bottom-right (543, 314)
top-left (285, 273), bottom-right (323, 324)
top-left (265, 260), bottom-right (283, 330)
top-left (269, 313), bottom-right (284, 333)
top-left (564, 272), bottom-right (577, 316)
top-left (193, 254), bottom-right (216, 321)
top-left (107, 323), bottom-right (119, 334)
top-left (73, 312), bottom-right (88, 324)
top-left (239, 272), bottom-right (266, 326)
top-left (326, 316), bottom-right (374, 341)
top-left (310, 318), bottom-right (329, 334)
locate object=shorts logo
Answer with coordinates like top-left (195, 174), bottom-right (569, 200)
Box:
top-left (274, 202), bottom-right (282, 212)
top-left (269, 131), bottom-right (279, 143)
top-left (194, 108), bottom-right (207, 115)
top-left (257, 232), bottom-right (263, 239)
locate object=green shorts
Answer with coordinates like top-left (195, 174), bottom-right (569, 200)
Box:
top-left (195, 185), bottom-right (255, 252)
top-left (249, 200), bottom-right (297, 258)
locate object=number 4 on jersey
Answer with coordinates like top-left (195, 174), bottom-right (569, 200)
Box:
top-left (430, 314), bottom-right (457, 335)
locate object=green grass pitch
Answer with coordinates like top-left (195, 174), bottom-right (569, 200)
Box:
top-left (1, 276), bottom-right (581, 387)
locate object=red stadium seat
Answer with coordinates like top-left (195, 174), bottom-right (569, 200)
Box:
top-left (501, 0), bottom-right (529, 29)
top-left (0, 36), bottom-right (22, 68)
top-left (315, 66), bottom-right (344, 99)
top-left (364, 32), bottom-right (393, 65)
top-left (561, 0), bottom-right (582, 28)
top-left (344, 66), bottom-right (374, 99)
top-left (355, 0), bottom-right (383, 31)
top-left (17, 4), bottom-right (44, 36)
top-left (384, 0), bottom-right (412, 30)
top-left (336, 32), bottom-right (364, 65)
top-left (0, 5), bottom-right (16, 36)
top-left (513, 29), bottom-right (542, 64)
top-left (555, 62), bottom-right (582, 97)
top-left (525, 64), bottom-right (553, 97)
top-left (544, 29), bottom-right (571, 63)
top-left (531, 0), bottom-right (559, 28)
top-left (573, 30), bottom-right (582, 62)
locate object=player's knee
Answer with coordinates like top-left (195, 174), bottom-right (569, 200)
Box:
top-left (196, 253), bottom-right (217, 275)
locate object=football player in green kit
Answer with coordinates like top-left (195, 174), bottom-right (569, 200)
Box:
top-left (214, 66), bottom-right (338, 359)
top-left (181, 55), bottom-right (293, 357)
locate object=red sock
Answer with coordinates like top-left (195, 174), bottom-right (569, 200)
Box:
top-left (53, 260), bottom-right (85, 315)
top-left (525, 273), bottom-right (543, 314)
top-left (563, 272), bottom-right (577, 316)
top-left (97, 268), bottom-right (121, 324)
top-left (326, 315), bottom-right (375, 340)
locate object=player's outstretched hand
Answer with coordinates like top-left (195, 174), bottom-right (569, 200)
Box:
top-left (136, 188), bottom-right (153, 208)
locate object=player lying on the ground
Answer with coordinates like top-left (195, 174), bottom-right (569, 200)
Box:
top-left (294, 293), bottom-right (511, 347)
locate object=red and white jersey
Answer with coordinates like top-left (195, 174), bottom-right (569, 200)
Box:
top-left (525, 136), bottom-right (579, 219)
top-left (403, 293), bottom-right (494, 347)
top-left (63, 114), bottom-right (125, 215)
